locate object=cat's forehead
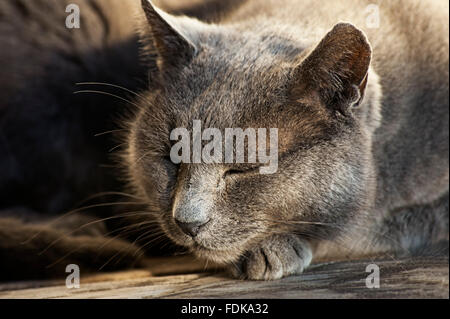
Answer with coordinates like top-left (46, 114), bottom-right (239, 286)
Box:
top-left (163, 41), bottom-right (297, 127)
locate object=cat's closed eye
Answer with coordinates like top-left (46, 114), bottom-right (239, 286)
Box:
top-left (223, 167), bottom-right (259, 179)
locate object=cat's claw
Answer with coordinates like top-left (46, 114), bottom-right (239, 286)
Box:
top-left (229, 235), bottom-right (312, 280)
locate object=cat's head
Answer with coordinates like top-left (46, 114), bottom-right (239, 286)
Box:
top-left (126, 0), bottom-right (380, 263)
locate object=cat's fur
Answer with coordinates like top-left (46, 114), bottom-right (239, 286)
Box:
top-left (0, 0), bottom-right (448, 281)
top-left (129, 0), bottom-right (449, 279)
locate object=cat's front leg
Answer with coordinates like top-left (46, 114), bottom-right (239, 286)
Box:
top-left (229, 234), bottom-right (313, 280)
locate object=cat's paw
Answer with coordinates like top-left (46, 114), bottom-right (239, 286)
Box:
top-left (229, 235), bottom-right (312, 280)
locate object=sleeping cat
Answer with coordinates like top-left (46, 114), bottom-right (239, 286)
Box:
top-left (0, 0), bottom-right (448, 281)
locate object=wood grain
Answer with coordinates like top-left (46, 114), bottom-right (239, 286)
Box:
top-left (0, 256), bottom-right (447, 299)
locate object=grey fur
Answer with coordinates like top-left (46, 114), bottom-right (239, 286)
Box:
top-left (128, 0), bottom-right (449, 279)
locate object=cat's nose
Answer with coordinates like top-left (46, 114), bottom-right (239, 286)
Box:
top-left (175, 219), bottom-right (209, 237)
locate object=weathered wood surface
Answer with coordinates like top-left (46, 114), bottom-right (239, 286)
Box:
top-left (0, 256), bottom-right (448, 299)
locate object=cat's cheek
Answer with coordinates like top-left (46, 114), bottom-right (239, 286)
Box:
top-left (137, 161), bottom-right (177, 212)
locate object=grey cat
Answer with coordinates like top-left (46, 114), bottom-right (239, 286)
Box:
top-left (0, 0), bottom-right (448, 281)
top-left (128, 0), bottom-right (449, 279)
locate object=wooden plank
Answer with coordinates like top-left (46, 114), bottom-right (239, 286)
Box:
top-left (0, 256), bottom-right (447, 299)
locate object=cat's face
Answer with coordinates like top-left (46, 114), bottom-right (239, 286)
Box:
top-left (126, 1), bottom-right (377, 264)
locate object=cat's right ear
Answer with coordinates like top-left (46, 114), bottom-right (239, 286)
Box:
top-left (140, 0), bottom-right (197, 70)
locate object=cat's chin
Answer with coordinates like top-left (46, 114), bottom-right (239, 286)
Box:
top-left (162, 222), bottom-right (259, 263)
top-left (162, 232), bottom-right (240, 263)
top-left (191, 243), bottom-right (245, 264)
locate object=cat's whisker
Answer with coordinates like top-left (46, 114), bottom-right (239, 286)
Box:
top-left (94, 129), bottom-right (130, 137)
top-left (132, 235), bottom-right (171, 262)
top-left (158, 237), bottom-right (176, 250)
top-left (132, 149), bottom-right (159, 166)
top-left (76, 82), bottom-right (147, 100)
top-left (90, 222), bottom-right (160, 266)
top-left (38, 211), bottom-right (154, 255)
top-left (136, 233), bottom-right (170, 254)
top-left (131, 229), bottom-right (167, 253)
top-left (96, 221), bottom-right (160, 251)
top-left (46, 238), bottom-right (143, 271)
top-left (110, 230), bottom-right (169, 268)
top-left (203, 258), bottom-right (210, 271)
top-left (98, 245), bottom-right (139, 271)
top-left (74, 191), bottom-right (146, 207)
top-left (22, 201), bottom-right (148, 245)
top-left (45, 246), bottom-right (83, 269)
top-left (109, 143), bottom-right (127, 153)
top-left (73, 90), bottom-right (142, 109)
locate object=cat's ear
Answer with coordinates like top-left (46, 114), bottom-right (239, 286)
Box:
top-left (291, 23), bottom-right (372, 115)
top-left (141, 0), bottom-right (197, 69)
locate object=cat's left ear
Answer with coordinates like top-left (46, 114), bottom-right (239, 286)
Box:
top-left (291, 23), bottom-right (372, 115)
top-left (141, 0), bottom-right (198, 70)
